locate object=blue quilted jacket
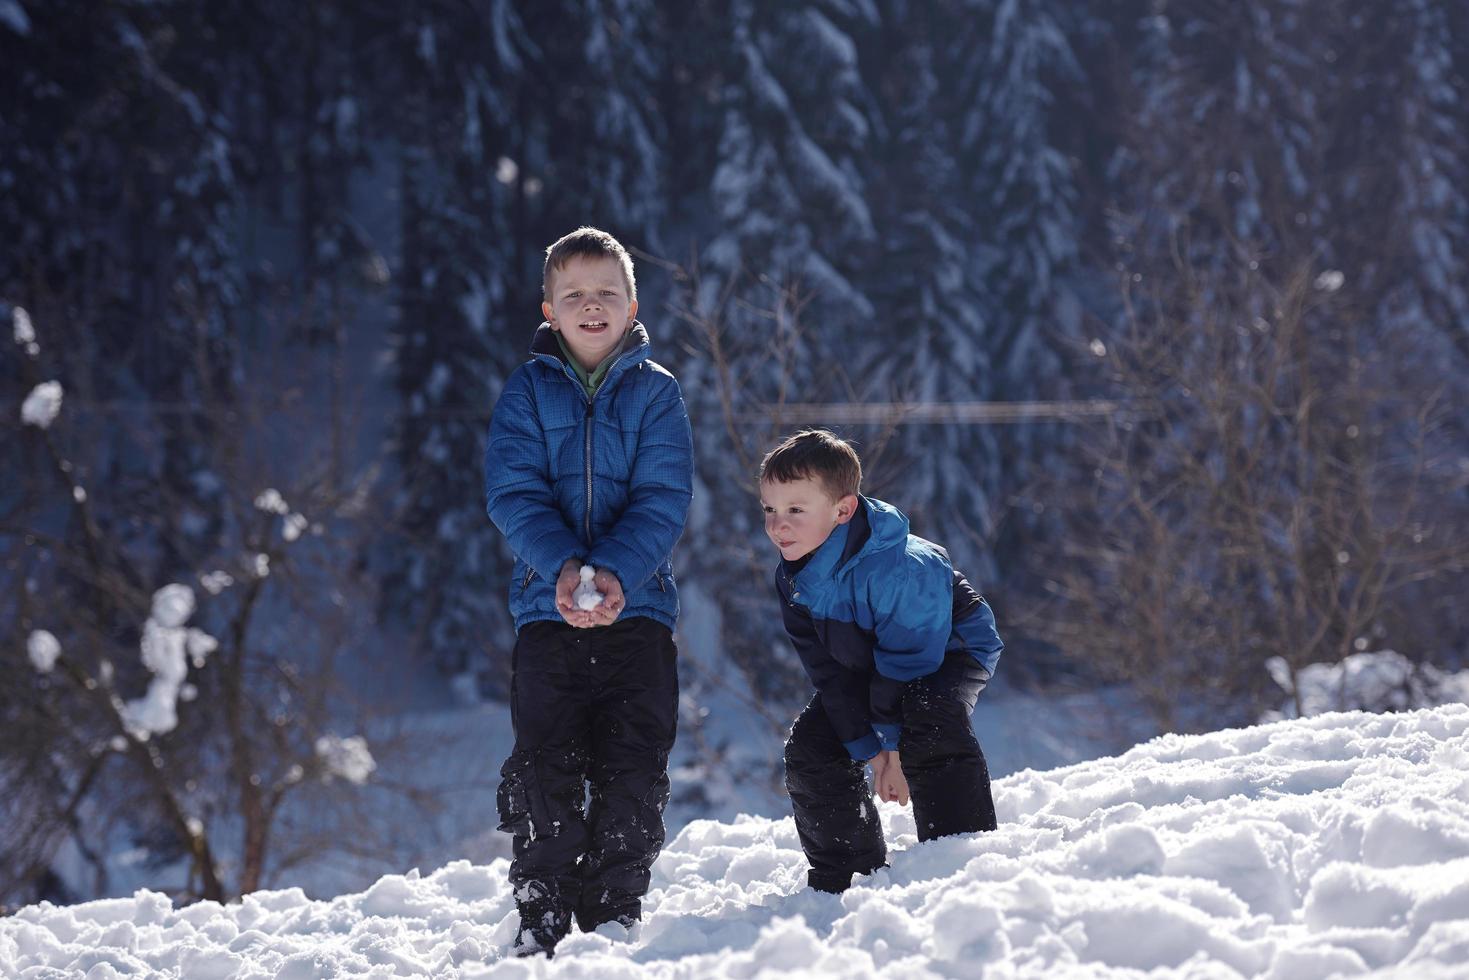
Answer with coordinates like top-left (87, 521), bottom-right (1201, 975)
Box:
top-left (485, 322), bottom-right (694, 632)
top-left (776, 496), bottom-right (1004, 760)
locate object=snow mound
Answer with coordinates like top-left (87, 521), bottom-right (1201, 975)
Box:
top-left (4, 704), bottom-right (1468, 977)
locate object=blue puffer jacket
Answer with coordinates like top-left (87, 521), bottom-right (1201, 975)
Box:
top-left (485, 322), bottom-right (694, 632)
top-left (776, 496), bottom-right (1004, 760)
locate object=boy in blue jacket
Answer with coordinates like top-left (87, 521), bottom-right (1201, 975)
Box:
top-left (759, 429), bottom-right (1002, 894)
top-left (485, 227), bottom-right (693, 955)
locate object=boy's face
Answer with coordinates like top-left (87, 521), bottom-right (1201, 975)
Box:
top-left (760, 476), bottom-right (858, 563)
top-left (542, 255), bottom-right (638, 371)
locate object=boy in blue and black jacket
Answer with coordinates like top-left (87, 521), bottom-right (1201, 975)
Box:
top-left (759, 429), bottom-right (1002, 894)
top-left (485, 227), bottom-right (693, 955)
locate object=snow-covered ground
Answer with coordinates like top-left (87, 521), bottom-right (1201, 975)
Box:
top-left (6, 703), bottom-right (1468, 978)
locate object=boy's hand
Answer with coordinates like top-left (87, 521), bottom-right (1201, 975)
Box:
top-left (872, 750), bottom-right (909, 805)
top-left (868, 752), bottom-right (889, 797)
top-left (555, 559), bottom-right (595, 628)
top-left (583, 569), bottom-right (625, 626)
top-left (883, 750), bottom-right (910, 805)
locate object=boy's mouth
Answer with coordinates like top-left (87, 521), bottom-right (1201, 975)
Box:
top-left (579, 320), bottom-right (609, 332)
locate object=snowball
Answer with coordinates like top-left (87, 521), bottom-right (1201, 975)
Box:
top-left (573, 565), bottom-right (604, 611)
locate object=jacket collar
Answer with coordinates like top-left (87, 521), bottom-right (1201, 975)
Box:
top-left (530, 321), bottom-right (652, 393)
top-left (785, 496), bottom-right (907, 589)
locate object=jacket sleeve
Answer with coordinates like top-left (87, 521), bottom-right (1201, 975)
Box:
top-left (484, 366), bottom-right (584, 581)
top-left (952, 569), bottom-right (1004, 676)
top-left (780, 576), bottom-right (881, 761)
top-left (585, 372), bottom-right (694, 589)
top-left (867, 555), bottom-right (953, 752)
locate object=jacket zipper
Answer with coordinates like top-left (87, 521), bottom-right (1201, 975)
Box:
top-left (583, 396), bottom-right (593, 541)
top-left (554, 351), bottom-right (634, 549)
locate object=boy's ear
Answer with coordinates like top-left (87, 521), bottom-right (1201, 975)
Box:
top-left (627, 298), bottom-right (638, 323)
top-left (542, 300), bottom-right (555, 324)
top-left (834, 494), bottom-right (859, 524)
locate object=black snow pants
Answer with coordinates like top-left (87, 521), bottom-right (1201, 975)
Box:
top-left (784, 651), bottom-right (996, 893)
top-left (496, 616), bottom-right (679, 936)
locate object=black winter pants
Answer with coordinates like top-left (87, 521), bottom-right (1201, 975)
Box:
top-left (784, 652), bottom-right (996, 893)
top-left (496, 617), bottom-right (679, 933)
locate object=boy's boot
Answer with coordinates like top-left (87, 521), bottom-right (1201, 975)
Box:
top-left (784, 695), bottom-right (887, 892)
top-left (511, 882), bottom-right (572, 957)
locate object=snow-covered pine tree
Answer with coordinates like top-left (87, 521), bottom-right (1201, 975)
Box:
top-left (855, 0), bottom-right (1093, 599)
top-left (672, 0), bottom-right (882, 709)
top-left (851, 0), bottom-right (993, 527)
top-left (383, 2), bottom-right (535, 691)
top-left (957, 0), bottom-right (1094, 570)
top-left (518, 0), bottom-right (667, 246)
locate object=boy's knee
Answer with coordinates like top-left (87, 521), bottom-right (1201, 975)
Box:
top-left (498, 752), bottom-right (543, 837)
top-left (900, 697), bottom-right (979, 766)
top-left (784, 743), bottom-right (862, 803)
top-left (588, 766), bottom-right (671, 822)
top-left (498, 746), bottom-right (591, 839)
top-left (782, 725), bottom-right (827, 779)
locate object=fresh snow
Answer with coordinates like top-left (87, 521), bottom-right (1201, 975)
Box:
top-left (20, 380), bottom-right (62, 428)
top-left (315, 735), bottom-right (378, 786)
top-left (5, 704), bottom-right (1468, 978)
top-left (1266, 650), bottom-right (1469, 721)
top-left (12, 304), bottom-right (35, 346)
top-left (118, 585), bottom-right (218, 739)
top-left (26, 629), bottom-right (60, 673)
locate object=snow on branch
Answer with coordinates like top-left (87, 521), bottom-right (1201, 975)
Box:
top-left (119, 585), bottom-right (218, 739)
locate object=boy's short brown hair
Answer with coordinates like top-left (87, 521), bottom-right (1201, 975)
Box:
top-left (759, 429), bottom-right (862, 500)
top-left (543, 226), bottom-right (637, 300)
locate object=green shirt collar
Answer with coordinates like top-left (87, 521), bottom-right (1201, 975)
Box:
top-left (554, 332), bottom-right (630, 399)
